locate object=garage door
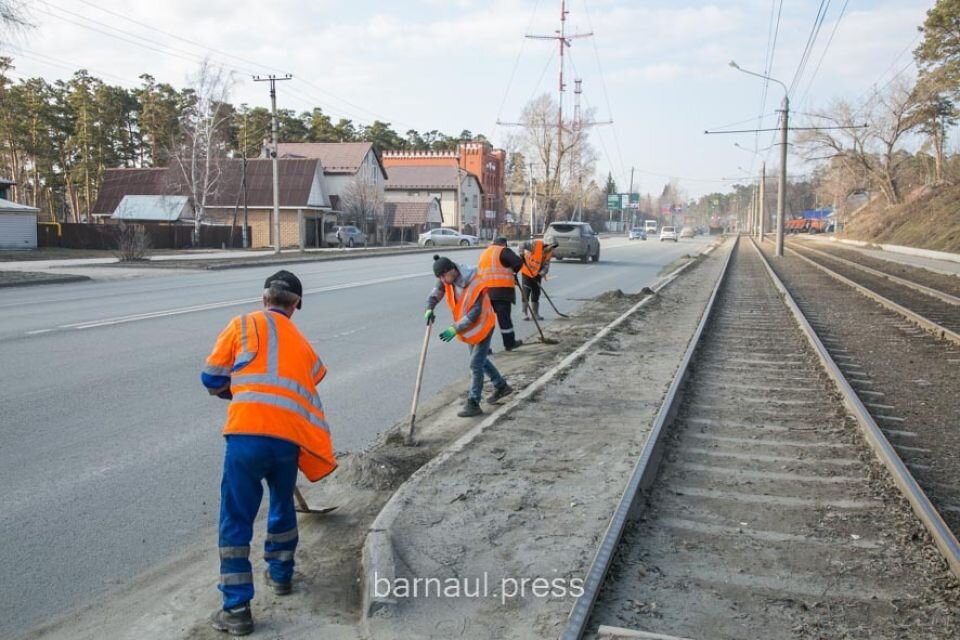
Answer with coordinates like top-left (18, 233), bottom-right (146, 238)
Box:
top-left (0, 213), bottom-right (38, 249)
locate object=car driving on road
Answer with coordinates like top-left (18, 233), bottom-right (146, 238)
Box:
top-left (544, 221), bottom-right (600, 263)
top-left (628, 227), bottom-right (647, 240)
top-left (659, 226), bottom-right (678, 242)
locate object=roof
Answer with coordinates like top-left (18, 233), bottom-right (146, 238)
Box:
top-left (384, 165), bottom-right (482, 192)
top-left (0, 197), bottom-right (40, 214)
top-left (384, 201), bottom-right (438, 227)
top-left (276, 142), bottom-right (388, 178)
top-left (93, 160), bottom-right (325, 214)
top-left (111, 195), bottom-right (192, 221)
top-left (0, 178), bottom-right (15, 187)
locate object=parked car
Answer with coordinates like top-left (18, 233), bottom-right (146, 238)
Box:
top-left (544, 221), bottom-right (600, 263)
top-left (679, 226), bottom-right (695, 239)
top-left (628, 227), bottom-right (647, 240)
top-left (325, 225), bottom-right (366, 247)
top-left (417, 228), bottom-right (479, 247)
top-left (659, 226), bottom-right (678, 242)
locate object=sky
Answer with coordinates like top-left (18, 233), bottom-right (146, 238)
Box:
top-left (1, 0), bottom-right (933, 198)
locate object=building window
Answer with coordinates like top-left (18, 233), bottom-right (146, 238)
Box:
top-left (472, 194), bottom-right (478, 207)
top-left (408, 191), bottom-right (420, 196)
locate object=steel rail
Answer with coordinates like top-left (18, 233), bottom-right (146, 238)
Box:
top-left (779, 242), bottom-right (960, 346)
top-left (788, 240), bottom-right (960, 307)
top-left (559, 236), bottom-right (738, 640)
top-left (751, 237), bottom-right (960, 580)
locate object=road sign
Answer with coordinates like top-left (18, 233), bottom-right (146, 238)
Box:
top-left (606, 194), bottom-right (621, 209)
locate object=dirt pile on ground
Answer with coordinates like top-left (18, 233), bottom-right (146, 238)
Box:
top-left (842, 183), bottom-right (960, 251)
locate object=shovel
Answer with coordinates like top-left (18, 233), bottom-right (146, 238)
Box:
top-left (405, 320), bottom-right (434, 445)
top-left (539, 284), bottom-right (569, 318)
top-left (517, 275), bottom-right (559, 345)
top-left (293, 486), bottom-right (338, 515)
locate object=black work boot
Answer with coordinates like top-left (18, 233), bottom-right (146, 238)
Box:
top-left (457, 398), bottom-right (483, 417)
top-left (264, 569), bottom-right (292, 596)
top-left (505, 339), bottom-right (523, 351)
top-left (210, 604), bottom-right (254, 636)
top-left (486, 383), bottom-right (513, 404)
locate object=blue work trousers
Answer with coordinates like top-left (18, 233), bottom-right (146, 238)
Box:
top-left (218, 434), bottom-right (299, 609)
top-left (468, 331), bottom-right (506, 402)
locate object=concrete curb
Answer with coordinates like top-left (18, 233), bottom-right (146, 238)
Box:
top-left (0, 273), bottom-right (91, 288)
top-left (359, 238), bottom-right (726, 623)
top-left (202, 244), bottom-right (480, 271)
top-left (830, 237), bottom-right (960, 265)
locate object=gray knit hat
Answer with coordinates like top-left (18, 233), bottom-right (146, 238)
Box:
top-left (432, 255), bottom-right (458, 278)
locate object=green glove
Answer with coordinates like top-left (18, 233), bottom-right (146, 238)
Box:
top-left (424, 309), bottom-right (436, 325)
top-left (439, 326), bottom-right (457, 342)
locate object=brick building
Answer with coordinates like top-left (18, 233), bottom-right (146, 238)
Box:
top-left (382, 141), bottom-right (505, 239)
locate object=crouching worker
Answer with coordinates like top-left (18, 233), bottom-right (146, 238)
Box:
top-left (425, 255), bottom-right (513, 417)
top-left (201, 270), bottom-right (336, 636)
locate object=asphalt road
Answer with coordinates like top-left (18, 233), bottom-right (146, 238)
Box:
top-left (0, 235), bottom-right (709, 637)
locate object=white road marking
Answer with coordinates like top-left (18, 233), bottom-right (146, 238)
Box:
top-left (48, 272), bottom-right (429, 332)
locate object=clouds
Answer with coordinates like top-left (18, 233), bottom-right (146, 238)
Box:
top-left (2, 0), bottom-right (934, 197)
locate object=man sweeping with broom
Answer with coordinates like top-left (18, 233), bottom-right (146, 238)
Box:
top-left (425, 255), bottom-right (512, 418)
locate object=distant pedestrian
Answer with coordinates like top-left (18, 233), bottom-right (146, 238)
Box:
top-left (425, 255), bottom-right (512, 417)
top-left (201, 270), bottom-right (336, 637)
top-left (478, 236), bottom-right (525, 351)
top-left (335, 227), bottom-right (344, 249)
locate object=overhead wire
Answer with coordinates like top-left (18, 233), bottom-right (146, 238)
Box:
top-left (788, 0), bottom-right (831, 97)
top-left (495, 0), bottom-right (542, 130)
top-left (796, 0), bottom-right (849, 108)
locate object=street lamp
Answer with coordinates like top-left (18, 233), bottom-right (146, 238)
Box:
top-left (729, 60), bottom-right (788, 256)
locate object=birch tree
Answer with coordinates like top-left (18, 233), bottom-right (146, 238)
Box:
top-left (170, 60), bottom-right (234, 243)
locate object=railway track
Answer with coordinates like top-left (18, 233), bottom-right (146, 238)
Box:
top-left (783, 239), bottom-right (960, 344)
top-left (561, 238), bottom-right (960, 640)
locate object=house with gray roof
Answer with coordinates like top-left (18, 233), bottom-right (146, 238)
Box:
top-left (384, 165), bottom-right (481, 231)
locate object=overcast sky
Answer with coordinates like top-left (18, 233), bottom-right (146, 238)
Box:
top-left (3, 0), bottom-right (932, 198)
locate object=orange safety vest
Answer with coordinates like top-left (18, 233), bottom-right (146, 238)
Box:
top-left (204, 310), bottom-right (336, 482)
top-left (444, 274), bottom-right (496, 345)
top-left (521, 240), bottom-right (553, 278)
top-left (477, 245), bottom-right (516, 290)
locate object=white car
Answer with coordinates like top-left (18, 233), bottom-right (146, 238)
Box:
top-left (417, 228), bottom-right (479, 247)
top-left (679, 226), bottom-right (695, 239)
top-left (659, 226), bottom-right (678, 242)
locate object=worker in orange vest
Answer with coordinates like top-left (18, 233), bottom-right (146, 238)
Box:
top-left (520, 239), bottom-right (556, 321)
top-left (478, 236), bottom-right (525, 351)
top-left (201, 270), bottom-right (335, 636)
top-left (425, 255), bottom-right (512, 417)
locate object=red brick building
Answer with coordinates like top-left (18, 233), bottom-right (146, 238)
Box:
top-left (382, 142), bottom-right (505, 237)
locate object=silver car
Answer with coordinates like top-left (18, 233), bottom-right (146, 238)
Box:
top-left (417, 228), bottom-right (479, 247)
top-left (325, 225), bottom-right (367, 247)
top-left (544, 221), bottom-right (600, 263)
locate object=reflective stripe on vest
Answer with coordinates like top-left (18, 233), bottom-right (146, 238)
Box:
top-left (477, 245), bottom-right (515, 290)
top-left (220, 310), bottom-right (337, 482)
top-left (521, 240), bottom-right (545, 278)
top-left (444, 276), bottom-right (496, 345)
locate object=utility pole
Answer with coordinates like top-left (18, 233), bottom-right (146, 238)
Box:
top-left (628, 167), bottom-right (635, 230)
top-left (776, 97), bottom-right (788, 256)
top-left (456, 157), bottom-right (463, 235)
top-left (758, 161), bottom-right (765, 241)
top-left (241, 156), bottom-right (248, 248)
top-left (253, 74), bottom-right (292, 254)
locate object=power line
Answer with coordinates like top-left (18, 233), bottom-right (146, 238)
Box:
top-left (72, 0), bottom-right (282, 76)
top-left (788, 0), bottom-right (830, 97)
top-left (796, 0), bottom-right (849, 108)
top-left (580, 0), bottom-right (627, 188)
top-left (495, 0), bottom-right (543, 130)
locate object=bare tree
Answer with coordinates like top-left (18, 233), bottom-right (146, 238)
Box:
top-left (515, 93), bottom-right (596, 225)
top-left (0, 1), bottom-right (31, 42)
top-left (797, 78), bottom-right (920, 205)
top-left (340, 173), bottom-right (385, 245)
top-left (170, 60), bottom-right (234, 244)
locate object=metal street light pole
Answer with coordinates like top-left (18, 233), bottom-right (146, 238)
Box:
top-left (729, 61), bottom-right (788, 256)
